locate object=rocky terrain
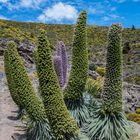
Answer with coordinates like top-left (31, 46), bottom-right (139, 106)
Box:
top-left (0, 53), bottom-right (140, 139)
top-left (0, 19), bottom-right (140, 139)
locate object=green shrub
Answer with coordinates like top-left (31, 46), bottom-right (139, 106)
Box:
top-left (127, 113), bottom-right (140, 124)
top-left (96, 66), bottom-right (106, 77)
top-left (136, 108), bottom-right (140, 114)
top-left (36, 30), bottom-right (79, 140)
top-left (125, 75), bottom-right (140, 85)
top-left (4, 41), bottom-right (52, 140)
top-left (85, 77), bottom-right (104, 98)
top-left (127, 108), bottom-right (140, 124)
top-left (89, 63), bottom-right (97, 71)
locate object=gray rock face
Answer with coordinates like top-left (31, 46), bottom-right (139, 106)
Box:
top-left (123, 82), bottom-right (140, 113)
top-left (88, 70), bottom-right (100, 80)
top-left (0, 38), bottom-right (36, 65)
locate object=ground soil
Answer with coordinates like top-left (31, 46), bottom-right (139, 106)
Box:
top-left (0, 90), bottom-right (25, 140)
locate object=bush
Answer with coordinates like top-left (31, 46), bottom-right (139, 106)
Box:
top-left (89, 63), bottom-right (97, 71)
top-left (127, 108), bottom-right (140, 124)
top-left (125, 75), bottom-right (140, 85)
top-left (127, 113), bottom-right (140, 124)
top-left (96, 66), bottom-right (106, 77)
top-left (85, 77), bottom-right (104, 98)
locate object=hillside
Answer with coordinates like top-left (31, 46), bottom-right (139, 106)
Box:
top-left (0, 19), bottom-right (140, 85)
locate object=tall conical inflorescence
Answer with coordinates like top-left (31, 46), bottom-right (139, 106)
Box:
top-left (64, 10), bottom-right (88, 103)
top-left (36, 30), bottom-right (79, 140)
top-left (102, 23), bottom-right (123, 113)
top-left (63, 11), bottom-right (89, 127)
top-left (53, 55), bottom-right (64, 88)
top-left (84, 24), bottom-right (132, 140)
top-left (4, 41), bottom-right (52, 140)
top-left (4, 50), bottom-right (22, 109)
top-left (56, 41), bottom-right (68, 87)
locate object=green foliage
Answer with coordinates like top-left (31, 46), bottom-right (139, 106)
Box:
top-left (127, 113), bottom-right (140, 124)
top-left (36, 30), bottom-right (79, 140)
top-left (63, 11), bottom-right (89, 127)
top-left (96, 66), bottom-right (106, 77)
top-left (127, 108), bottom-right (140, 124)
top-left (102, 24), bottom-right (123, 113)
top-left (85, 77), bottom-right (104, 98)
top-left (125, 75), bottom-right (140, 85)
top-left (1, 20), bottom-right (140, 83)
top-left (27, 119), bottom-right (53, 140)
top-left (64, 10), bottom-right (88, 102)
top-left (83, 101), bottom-right (132, 140)
top-left (136, 108), bottom-right (140, 114)
top-left (83, 24), bottom-right (132, 140)
top-left (89, 63), bottom-right (97, 71)
top-left (5, 41), bottom-right (52, 140)
top-left (4, 50), bottom-right (22, 107)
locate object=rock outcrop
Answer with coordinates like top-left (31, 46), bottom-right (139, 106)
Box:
top-left (0, 38), bottom-right (36, 65)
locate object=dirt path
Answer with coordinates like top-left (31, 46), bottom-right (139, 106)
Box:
top-left (0, 89), bottom-right (25, 140)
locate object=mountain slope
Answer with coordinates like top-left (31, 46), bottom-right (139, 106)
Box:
top-left (0, 19), bottom-right (140, 85)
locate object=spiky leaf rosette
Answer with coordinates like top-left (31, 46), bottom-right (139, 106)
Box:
top-left (36, 30), bottom-right (79, 140)
top-left (83, 101), bottom-right (132, 140)
top-left (56, 41), bottom-right (68, 87)
top-left (64, 11), bottom-right (89, 127)
top-left (102, 24), bottom-right (123, 113)
top-left (53, 55), bottom-right (64, 88)
top-left (67, 98), bottom-right (90, 127)
top-left (5, 41), bottom-right (52, 140)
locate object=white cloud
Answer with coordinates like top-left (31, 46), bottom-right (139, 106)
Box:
top-left (110, 7), bottom-right (116, 11)
top-left (38, 2), bottom-right (78, 23)
top-left (88, 2), bottom-right (116, 16)
top-left (0, 0), bottom-right (46, 10)
top-left (0, 15), bottom-right (8, 20)
top-left (0, 0), bottom-right (8, 3)
top-left (102, 14), bottom-right (122, 21)
top-left (88, 7), bottom-right (104, 15)
top-left (102, 16), bottom-right (110, 21)
top-left (113, 0), bottom-right (126, 3)
top-left (20, 0), bottom-right (45, 8)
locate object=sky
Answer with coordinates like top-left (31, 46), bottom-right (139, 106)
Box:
top-left (0, 0), bottom-right (140, 27)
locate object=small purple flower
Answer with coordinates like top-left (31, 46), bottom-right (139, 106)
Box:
top-left (53, 55), bottom-right (64, 88)
top-left (56, 41), bottom-right (68, 87)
